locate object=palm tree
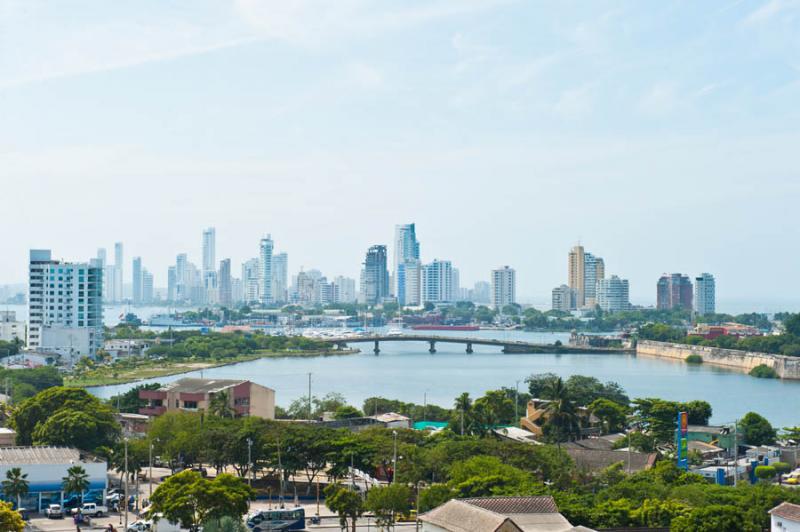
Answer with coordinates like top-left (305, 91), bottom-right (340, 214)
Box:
top-left (62, 466), bottom-right (90, 500)
top-left (2, 468), bottom-right (28, 509)
top-left (542, 377), bottom-right (579, 446)
top-left (454, 393), bottom-right (472, 436)
top-left (209, 391), bottom-right (235, 418)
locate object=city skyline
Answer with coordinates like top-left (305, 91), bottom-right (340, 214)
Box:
top-left (3, 1), bottom-right (799, 308)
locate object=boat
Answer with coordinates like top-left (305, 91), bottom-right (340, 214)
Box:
top-left (410, 325), bottom-right (480, 331)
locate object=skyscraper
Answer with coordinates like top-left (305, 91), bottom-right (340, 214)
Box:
top-left (28, 249), bottom-right (104, 356)
top-left (332, 276), bottom-right (357, 304)
top-left (361, 245), bottom-right (389, 305)
top-left (202, 227), bottom-right (216, 273)
top-left (421, 260), bottom-right (453, 304)
top-left (114, 242), bottom-right (124, 302)
top-left (568, 245), bottom-right (605, 309)
top-left (694, 273), bottom-right (716, 316)
top-left (597, 275), bottom-right (630, 313)
top-left (132, 256), bottom-right (143, 305)
top-left (272, 252), bottom-right (288, 304)
top-left (218, 259), bottom-right (232, 307)
top-left (397, 260), bottom-right (421, 306)
top-left (167, 266), bottom-right (177, 302)
top-left (393, 223), bottom-right (420, 300)
top-left (242, 258), bottom-right (260, 303)
top-left (259, 235), bottom-right (274, 305)
top-left (491, 266), bottom-right (516, 310)
top-left (657, 274), bottom-right (693, 311)
top-left (142, 269), bottom-right (154, 304)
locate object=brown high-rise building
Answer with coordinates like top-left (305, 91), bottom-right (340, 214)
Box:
top-left (568, 245), bottom-right (585, 308)
top-left (656, 273), bottom-right (694, 310)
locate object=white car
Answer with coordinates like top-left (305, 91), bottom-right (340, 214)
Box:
top-left (72, 502), bottom-right (109, 517)
top-left (44, 504), bottom-right (64, 519)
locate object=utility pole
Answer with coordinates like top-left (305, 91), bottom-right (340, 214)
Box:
top-left (460, 408), bottom-right (464, 436)
top-left (423, 391), bottom-right (427, 424)
top-left (277, 436), bottom-right (285, 508)
top-left (247, 438), bottom-right (253, 487)
top-left (307, 372), bottom-right (313, 421)
top-left (515, 380), bottom-right (520, 423)
top-left (392, 430), bottom-right (398, 484)
top-left (149, 441), bottom-right (154, 498)
top-left (124, 438), bottom-right (129, 530)
top-left (733, 419), bottom-right (739, 487)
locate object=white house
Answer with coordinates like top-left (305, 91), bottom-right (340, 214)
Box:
top-left (771, 502), bottom-right (800, 532)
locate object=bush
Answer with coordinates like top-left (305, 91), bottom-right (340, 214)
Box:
top-left (685, 354), bottom-right (703, 364)
top-left (749, 364), bottom-right (778, 379)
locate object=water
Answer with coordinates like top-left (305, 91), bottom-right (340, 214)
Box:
top-left (1, 304), bottom-right (195, 327)
top-left (87, 329), bottom-right (800, 428)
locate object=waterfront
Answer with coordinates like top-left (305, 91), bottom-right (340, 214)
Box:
top-left (88, 329), bottom-right (800, 428)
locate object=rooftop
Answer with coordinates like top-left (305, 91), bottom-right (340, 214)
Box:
top-left (0, 447), bottom-right (99, 465)
top-left (566, 448), bottom-right (657, 473)
top-left (462, 496), bottom-right (559, 515)
top-left (770, 502), bottom-right (800, 522)
top-left (161, 378), bottom-right (250, 394)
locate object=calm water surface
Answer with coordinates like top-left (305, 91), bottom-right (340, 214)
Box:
top-left (88, 330), bottom-right (800, 427)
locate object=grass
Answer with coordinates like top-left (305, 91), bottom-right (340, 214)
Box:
top-left (64, 348), bottom-right (359, 387)
top-left (685, 354), bottom-right (704, 364)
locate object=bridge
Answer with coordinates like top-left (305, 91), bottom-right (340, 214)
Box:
top-left (324, 334), bottom-right (633, 355)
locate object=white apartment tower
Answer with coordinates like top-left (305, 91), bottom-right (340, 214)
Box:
top-left (259, 235), bottom-right (274, 305)
top-left (242, 258), bottom-right (260, 304)
top-left (202, 227), bottom-right (216, 273)
top-left (28, 250), bottom-right (104, 356)
top-left (491, 266), bottom-right (516, 310)
top-left (421, 260), bottom-right (453, 304)
top-left (596, 275), bottom-right (630, 313)
top-left (272, 253), bottom-right (288, 304)
top-left (694, 273), bottom-right (716, 316)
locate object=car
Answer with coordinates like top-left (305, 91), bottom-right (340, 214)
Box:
top-left (45, 504), bottom-right (64, 519)
top-left (72, 502), bottom-right (109, 517)
top-left (786, 477), bottom-right (799, 485)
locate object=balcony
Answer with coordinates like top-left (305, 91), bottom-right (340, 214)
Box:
top-left (139, 390), bottom-right (166, 401)
top-left (139, 406), bottom-right (166, 416)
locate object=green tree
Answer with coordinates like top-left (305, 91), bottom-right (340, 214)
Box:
top-left (588, 399), bottom-right (628, 434)
top-left (755, 465), bottom-right (776, 483)
top-left (541, 378), bottom-right (579, 444)
top-left (0, 501), bottom-right (24, 532)
top-left (108, 383), bottom-right (161, 413)
top-left (334, 405), bottom-right (363, 419)
top-left (62, 466), bottom-right (90, 498)
top-left (324, 484), bottom-right (364, 532)
top-left (365, 484), bottom-right (412, 530)
top-left (418, 484), bottom-right (455, 512)
top-left (202, 516), bottom-right (247, 532)
top-left (209, 391), bottom-right (235, 418)
top-left (670, 505), bottom-right (756, 532)
top-left (149, 470), bottom-right (254, 532)
top-left (1, 468), bottom-right (28, 509)
top-left (740, 412), bottom-right (776, 445)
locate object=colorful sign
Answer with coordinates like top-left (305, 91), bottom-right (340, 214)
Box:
top-left (676, 411), bottom-right (689, 470)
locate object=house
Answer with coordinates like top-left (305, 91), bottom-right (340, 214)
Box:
top-left (565, 448), bottom-right (657, 474)
top-left (103, 339), bottom-right (151, 358)
top-left (687, 425), bottom-right (736, 451)
top-left (420, 496), bottom-right (595, 532)
top-left (369, 412), bottom-right (412, 429)
top-left (0, 447), bottom-right (107, 512)
top-left (0, 428), bottom-right (16, 447)
top-left (115, 413), bottom-right (150, 438)
top-left (139, 378), bottom-right (275, 419)
top-left (770, 501), bottom-right (800, 531)
top-left (520, 399), bottom-right (600, 439)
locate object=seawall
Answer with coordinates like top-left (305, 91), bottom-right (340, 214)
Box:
top-left (636, 340), bottom-right (800, 380)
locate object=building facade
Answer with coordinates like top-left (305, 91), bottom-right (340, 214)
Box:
top-left (259, 235), bottom-right (274, 305)
top-left (139, 378), bottom-right (276, 419)
top-left (657, 273), bottom-right (693, 311)
top-left (272, 252), bottom-right (288, 304)
top-left (361, 245), bottom-right (389, 305)
top-left (694, 273), bottom-right (716, 316)
top-left (491, 266), bottom-right (516, 310)
top-left (421, 260), bottom-right (453, 304)
top-left (393, 223), bottom-right (421, 300)
top-left (596, 275), bottom-right (630, 313)
top-left (0, 311), bottom-right (25, 343)
top-left (132, 256), bottom-right (142, 305)
top-left (332, 276), bottom-right (357, 304)
top-left (28, 249), bottom-right (104, 356)
top-left (551, 284), bottom-right (573, 312)
top-left (218, 259), bottom-right (232, 307)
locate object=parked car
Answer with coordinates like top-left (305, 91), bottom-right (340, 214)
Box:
top-left (72, 502), bottom-right (109, 517)
top-left (44, 504), bottom-right (64, 519)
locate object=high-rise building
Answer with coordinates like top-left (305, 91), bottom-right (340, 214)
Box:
top-left (132, 257), bottom-right (143, 305)
top-left (167, 266), bottom-right (177, 302)
top-left (259, 235), bottom-right (274, 305)
top-left (568, 245), bottom-right (585, 308)
top-left (694, 273), bottom-right (716, 316)
top-left (421, 260), bottom-right (453, 304)
top-left (597, 275), bottom-right (630, 313)
top-left (28, 249), bottom-right (104, 356)
top-left (657, 273), bottom-right (693, 311)
top-left (584, 254), bottom-right (604, 307)
top-left (360, 245), bottom-right (389, 305)
top-left (202, 227), bottom-right (216, 273)
top-left (332, 276), bottom-right (357, 304)
top-left (218, 259), bottom-right (232, 307)
top-left (491, 266), bottom-right (516, 310)
top-left (551, 285), bottom-right (573, 312)
top-left (142, 269), bottom-right (154, 304)
top-left (114, 242), bottom-right (124, 303)
top-left (242, 258), bottom-right (260, 304)
top-left (393, 224), bottom-right (420, 300)
top-left (397, 260), bottom-right (421, 306)
top-left (272, 253), bottom-right (288, 304)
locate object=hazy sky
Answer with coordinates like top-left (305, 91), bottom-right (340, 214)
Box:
top-left (2, 0), bottom-right (799, 309)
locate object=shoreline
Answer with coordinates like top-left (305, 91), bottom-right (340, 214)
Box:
top-left (66, 348), bottom-right (360, 388)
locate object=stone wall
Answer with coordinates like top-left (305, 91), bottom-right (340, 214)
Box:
top-left (636, 340), bottom-right (800, 380)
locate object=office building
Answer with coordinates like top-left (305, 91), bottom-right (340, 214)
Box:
top-left (242, 258), bottom-right (260, 303)
top-left (597, 275), bottom-right (630, 313)
top-left (657, 273), bottom-right (693, 311)
top-left (272, 252), bottom-right (288, 304)
top-left (218, 259), bottom-right (232, 307)
top-left (259, 235), bottom-right (274, 305)
top-left (694, 273), bottom-right (716, 316)
top-left (421, 260), bottom-right (453, 304)
top-left (141, 269), bottom-right (154, 304)
top-left (551, 285), bottom-right (573, 313)
top-left (132, 256), bottom-right (143, 305)
top-left (332, 276), bottom-right (357, 304)
top-left (202, 227), bottom-right (216, 273)
top-left (139, 378), bottom-right (275, 419)
top-left (491, 266), bottom-right (516, 310)
top-left (28, 249), bottom-right (104, 356)
top-left (360, 245), bottom-right (389, 305)
top-left (114, 242), bottom-right (123, 302)
top-left (393, 223), bottom-right (420, 300)
top-left (397, 260), bottom-right (421, 306)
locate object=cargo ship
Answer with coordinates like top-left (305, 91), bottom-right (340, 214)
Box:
top-left (410, 325), bottom-right (480, 331)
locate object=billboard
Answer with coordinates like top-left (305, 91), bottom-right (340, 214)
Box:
top-left (676, 411), bottom-right (689, 470)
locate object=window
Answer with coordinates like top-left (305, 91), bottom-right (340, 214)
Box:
top-left (182, 401), bottom-right (198, 409)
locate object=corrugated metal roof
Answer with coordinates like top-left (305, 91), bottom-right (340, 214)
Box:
top-left (0, 446), bottom-right (85, 464)
top-left (162, 378), bottom-right (247, 394)
top-left (770, 502), bottom-right (800, 522)
top-left (462, 496), bottom-right (560, 515)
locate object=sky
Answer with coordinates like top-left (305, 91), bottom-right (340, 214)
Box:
top-left (1, 0), bottom-right (799, 310)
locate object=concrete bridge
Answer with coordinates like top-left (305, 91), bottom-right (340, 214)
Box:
top-left (325, 334), bottom-right (633, 355)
